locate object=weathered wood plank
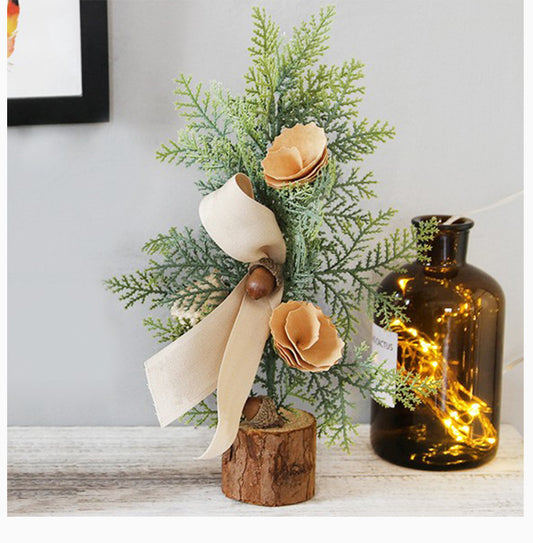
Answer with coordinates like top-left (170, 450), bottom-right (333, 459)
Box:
top-left (7, 425), bottom-right (523, 516)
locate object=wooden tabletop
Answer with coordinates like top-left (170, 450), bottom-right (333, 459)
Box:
top-left (7, 424), bottom-right (523, 516)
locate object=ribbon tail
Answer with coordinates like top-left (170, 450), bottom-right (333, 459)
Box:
top-left (199, 287), bottom-right (283, 459)
top-left (145, 280), bottom-right (247, 427)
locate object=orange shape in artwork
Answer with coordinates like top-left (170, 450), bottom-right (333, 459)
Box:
top-left (7, 0), bottom-right (20, 58)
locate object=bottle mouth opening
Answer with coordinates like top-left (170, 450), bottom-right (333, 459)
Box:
top-left (412, 215), bottom-right (474, 231)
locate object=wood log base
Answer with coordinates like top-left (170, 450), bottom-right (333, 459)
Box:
top-left (221, 408), bottom-right (316, 506)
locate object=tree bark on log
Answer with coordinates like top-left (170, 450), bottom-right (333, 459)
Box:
top-left (221, 409), bottom-right (316, 506)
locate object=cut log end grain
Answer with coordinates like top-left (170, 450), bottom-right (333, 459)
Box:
top-left (221, 409), bottom-right (316, 506)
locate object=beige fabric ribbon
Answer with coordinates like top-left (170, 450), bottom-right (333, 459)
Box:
top-left (144, 173), bottom-right (286, 459)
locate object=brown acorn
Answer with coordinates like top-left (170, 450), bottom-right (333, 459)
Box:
top-left (242, 396), bottom-right (263, 421)
top-left (242, 396), bottom-right (283, 429)
top-left (245, 266), bottom-right (276, 300)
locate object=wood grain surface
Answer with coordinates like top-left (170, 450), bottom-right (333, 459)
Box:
top-left (222, 409), bottom-right (316, 506)
top-left (7, 424), bottom-right (523, 516)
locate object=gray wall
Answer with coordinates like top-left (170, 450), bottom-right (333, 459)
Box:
top-left (8, 0), bottom-right (523, 431)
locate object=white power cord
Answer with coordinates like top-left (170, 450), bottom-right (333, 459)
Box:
top-left (504, 356), bottom-right (524, 373)
top-left (442, 190), bottom-right (523, 226)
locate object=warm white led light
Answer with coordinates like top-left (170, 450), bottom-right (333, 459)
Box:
top-left (391, 318), bottom-right (497, 457)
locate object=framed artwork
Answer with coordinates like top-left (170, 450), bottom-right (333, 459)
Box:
top-left (7, 0), bottom-right (109, 126)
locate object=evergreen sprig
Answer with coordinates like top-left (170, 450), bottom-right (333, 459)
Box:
top-left (105, 5), bottom-right (440, 452)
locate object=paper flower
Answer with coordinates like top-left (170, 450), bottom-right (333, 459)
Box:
top-left (261, 123), bottom-right (329, 188)
top-left (270, 301), bottom-right (344, 372)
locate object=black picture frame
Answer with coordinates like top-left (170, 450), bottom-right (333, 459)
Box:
top-left (7, 0), bottom-right (109, 126)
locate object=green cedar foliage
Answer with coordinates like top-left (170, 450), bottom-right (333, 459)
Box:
top-left (105, 5), bottom-right (439, 452)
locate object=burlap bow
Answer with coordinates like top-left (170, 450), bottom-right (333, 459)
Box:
top-left (144, 174), bottom-right (286, 459)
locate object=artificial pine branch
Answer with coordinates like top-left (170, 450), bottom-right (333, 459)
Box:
top-left (179, 396), bottom-right (218, 428)
top-left (106, 5), bottom-right (440, 452)
top-left (143, 316), bottom-right (193, 344)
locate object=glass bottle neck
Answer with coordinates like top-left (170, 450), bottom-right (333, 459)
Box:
top-left (412, 215), bottom-right (474, 271)
top-left (424, 229), bottom-right (469, 268)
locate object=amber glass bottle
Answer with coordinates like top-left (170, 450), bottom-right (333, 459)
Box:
top-left (370, 216), bottom-right (505, 470)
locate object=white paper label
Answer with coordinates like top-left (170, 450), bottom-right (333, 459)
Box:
top-left (372, 323), bottom-right (398, 407)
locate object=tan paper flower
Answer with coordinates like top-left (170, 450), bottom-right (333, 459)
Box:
top-left (261, 123), bottom-right (329, 188)
top-left (270, 301), bottom-right (344, 372)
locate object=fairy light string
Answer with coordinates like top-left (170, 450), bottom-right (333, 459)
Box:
top-left (390, 276), bottom-right (497, 457)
